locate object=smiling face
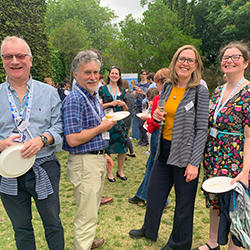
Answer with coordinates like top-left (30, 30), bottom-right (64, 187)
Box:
top-left (175, 49), bottom-right (197, 81)
top-left (2, 40), bottom-right (32, 84)
top-left (109, 68), bottom-right (121, 83)
top-left (73, 60), bottom-right (99, 95)
top-left (221, 47), bottom-right (249, 76)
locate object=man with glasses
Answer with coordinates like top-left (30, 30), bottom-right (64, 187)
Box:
top-left (134, 69), bottom-right (150, 147)
top-left (0, 36), bottom-right (64, 249)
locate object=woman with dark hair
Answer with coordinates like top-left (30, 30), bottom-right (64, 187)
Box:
top-left (99, 66), bottom-right (129, 182)
top-left (194, 41), bottom-right (250, 250)
top-left (129, 45), bottom-right (209, 250)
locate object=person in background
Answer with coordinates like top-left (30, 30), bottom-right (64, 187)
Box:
top-left (99, 66), bottom-right (129, 182)
top-left (44, 77), bottom-right (53, 86)
top-left (99, 75), bottom-right (105, 85)
top-left (0, 36), bottom-right (64, 250)
top-left (129, 68), bottom-right (170, 207)
top-left (129, 45), bottom-right (209, 250)
top-left (57, 81), bottom-right (70, 101)
top-left (62, 50), bottom-right (116, 250)
top-left (121, 79), bottom-right (136, 158)
top-left (194, 41), bottom-right (250, 250)
top-left (63, 77), bottom-right (71, 91)
top-left (131, 80), bottom-right (141, 140)
top-left (134, 69), bottom-right (150, 147)
top-left (96, 74), bottom-right (104, 101)
top-left (142, 72), bottom-right (156, 155)
top-left (147, 72), bottom-right (156, 88)
top-left (200, 79), bottom-right (208, 89)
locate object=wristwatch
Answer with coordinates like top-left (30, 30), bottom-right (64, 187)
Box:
top-left (39, 135), bottom-right (48, 147)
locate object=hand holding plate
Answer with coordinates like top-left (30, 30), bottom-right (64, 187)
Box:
top-left (20, 137), bottom-right (43, 158)
top-left (0, 135), bottom-right (21, 152)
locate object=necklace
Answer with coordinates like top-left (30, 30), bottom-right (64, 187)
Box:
top-left (173, 85), bottom-right (185, 100)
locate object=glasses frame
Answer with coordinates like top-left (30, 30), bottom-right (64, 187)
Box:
top-left (221, 54), bottom-right (243, 62)
top-left (177, 56), bottom-right (197, 65)
top-left (1, 54), bottom-right (29, 60)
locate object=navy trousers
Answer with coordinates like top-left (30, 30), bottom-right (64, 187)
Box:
top-left (0, 160), bottom-right (64, 250)
top-left (142, 138), bottom-right (199, 250)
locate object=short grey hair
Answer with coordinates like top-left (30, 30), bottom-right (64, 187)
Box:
top-left (72, 50), bottom-right (101, 75)
top-left (1, 36), bottom-right (32, 57)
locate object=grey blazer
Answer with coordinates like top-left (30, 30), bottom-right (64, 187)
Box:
top-left (155, 83), bottom-right (209, 168)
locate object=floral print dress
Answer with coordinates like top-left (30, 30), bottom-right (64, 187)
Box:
top-left (203, 84), bottom-right (250, 209)
top-left (99, 85), bottom-right (128, 154)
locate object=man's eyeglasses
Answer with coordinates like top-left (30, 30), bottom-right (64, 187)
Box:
top-left (177, 57), bottom-right (197, 65)
top-left (1, 54), bottom-right (29, 60)
top-left (221, 54), bottom-right (243, 62)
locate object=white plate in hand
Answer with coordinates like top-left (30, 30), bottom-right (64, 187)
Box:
top-left (136, 113), bottom-right (151, 118)
top-left (111, 111), bottom-right (130, 121)
top-left (202, 176), bottom-right (237, 193)
top-left (0, 144), bottom-right (36, 178)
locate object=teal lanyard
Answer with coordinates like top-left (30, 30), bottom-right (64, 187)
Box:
top-left (109, 85), bottom-right (118, 101)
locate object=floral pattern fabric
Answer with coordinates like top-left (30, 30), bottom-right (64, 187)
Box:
top-left (203, 84), bottom-right (250, 209)
top-left (99, 85), bottom-right (128, 154)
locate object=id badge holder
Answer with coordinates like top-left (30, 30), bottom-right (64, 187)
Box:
top-left (210, 128), bottom-right (218, 138)
top-left (9, 128), bottom-right (27, 143)
top-left (102, 132), bottom-right (110, 140)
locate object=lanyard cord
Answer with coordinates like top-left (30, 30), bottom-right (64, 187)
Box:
top-left (6, 82), bottom-right (34, 127)
top-left (108, 84), bottom-right (118, 101)
top-left (74, 86), bottom-right (102, 123)
top-left (213, 77), bottom-right (245, 123)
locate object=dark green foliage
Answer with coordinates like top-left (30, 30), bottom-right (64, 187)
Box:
top-left (0, 0), bottom-right (52, 83)
top-left (108, 0), bottom-right (201, 75)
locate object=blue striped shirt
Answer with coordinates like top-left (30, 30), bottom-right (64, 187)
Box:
top-left (62, 83), bottom-right (109, 153)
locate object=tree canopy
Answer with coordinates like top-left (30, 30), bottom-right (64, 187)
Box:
top-left (0, 0), bottom-right (51, 83)
top-left (107, 0), bottom-right (201, 75)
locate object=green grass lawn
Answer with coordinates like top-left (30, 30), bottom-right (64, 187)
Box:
top-left (0, 139), bottom-right (230, 249)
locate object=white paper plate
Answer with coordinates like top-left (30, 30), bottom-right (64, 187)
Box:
top-left (202, 176), bottom-right (237, 193)
top-left (136, 113), bottom-right (151, 118)
top-left (111, 111), bottom-right (130, 121)
top-left (0, 144), bottom-right (36, 178)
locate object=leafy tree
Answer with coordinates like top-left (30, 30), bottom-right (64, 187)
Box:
top-left (140, 0), bottom-right (196, 37)
top-left (109, 0), bottom-right (201, 74)
top-left (50, 19), bottom-right (91, 81)
top-left (46, 0), bottom-right (118, 53)
top-left (0, 0), bottom-right (52, 83)
top-left (194, 0), bottom-right (250, 64)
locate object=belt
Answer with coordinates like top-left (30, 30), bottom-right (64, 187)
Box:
top-left (217, 130), bottom-right (244, 136)
top-left (87, 149), bottom-right (107, 155)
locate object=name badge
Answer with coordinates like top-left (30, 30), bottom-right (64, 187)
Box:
top-left (18, 120), bottom-right (30, 133)
top-left (9, 132), bottom-right (27, 143)
top-left (210, 128), bottom-right (218, 138)
top-left (185, 101), bottom-right (194, 111)
top-left (210, 103), bottom-right (216, 110)
top-left (102, 132), bottom-right (110, 140)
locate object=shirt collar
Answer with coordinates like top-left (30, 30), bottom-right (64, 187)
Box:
top-left (6, 75), bottom-right (33, 91)
top-left (75, 83), bottom-right (97, 100)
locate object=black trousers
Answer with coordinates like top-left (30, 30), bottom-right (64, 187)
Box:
top-left (142, 138), bottom-right (199, 250)
top-left (136, 106), bottom-right (148, 143)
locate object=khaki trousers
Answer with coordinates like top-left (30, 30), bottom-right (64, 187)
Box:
top-left (67, 153), bottom-right (106, 250)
